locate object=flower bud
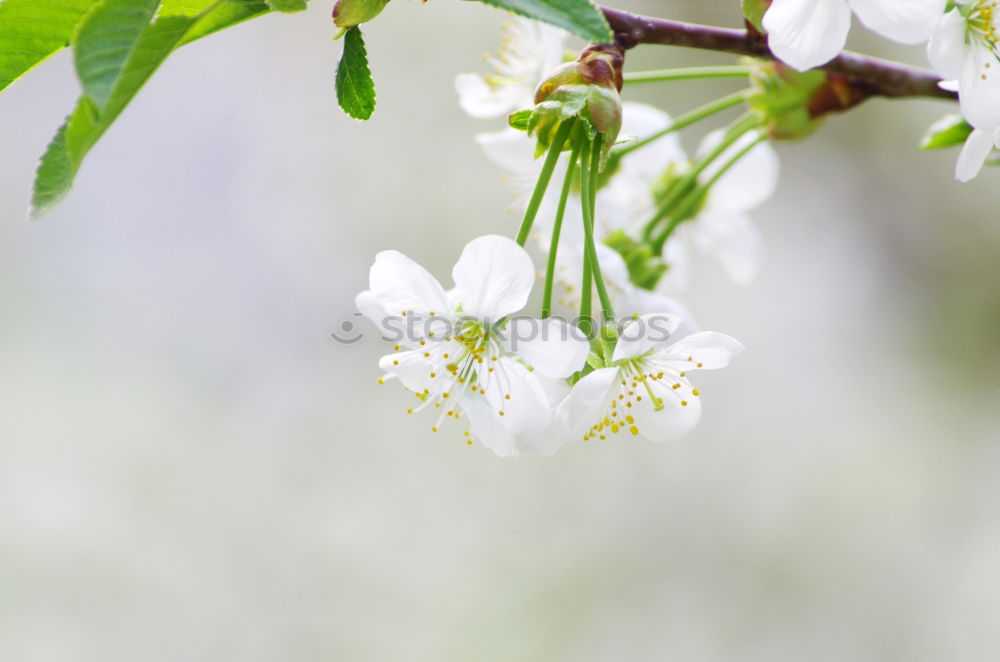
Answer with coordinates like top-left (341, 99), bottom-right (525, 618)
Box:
top-left (524, 44), bottom-right (625, 163)
top-left (333, 0), bottom-right (390, 34)
top-left (604, 229), bottom-right (668, 290)
top-left (746, 61), bottom-right (828, 140)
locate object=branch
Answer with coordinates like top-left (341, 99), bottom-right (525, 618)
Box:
top-left (601, 7), bottom-right (956, 101)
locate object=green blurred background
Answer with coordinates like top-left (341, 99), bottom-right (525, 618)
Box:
top-left (1, 1), bottom-right (998, 660)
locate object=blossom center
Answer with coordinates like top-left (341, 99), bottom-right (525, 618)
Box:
top-left (581, 358), bottom-right (699, 442)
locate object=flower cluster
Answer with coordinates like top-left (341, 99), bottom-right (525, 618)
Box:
top-left (354, 7), bottom-right (986, 458)
top-left (361, 17), bottom-right (760, 457)
top-left (762, 0), bottom-right (1000, 180)
top-left (357, 235), bottom-right (742, 457)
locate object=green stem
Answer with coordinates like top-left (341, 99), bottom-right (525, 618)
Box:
top-left (623, 65), bottom-right (753, 84)
top-left (614, 89), bottom-right (748, 159)
top-left (578, 138), bottom-right (594, 338)
top-left (642, 112), bottom-right (760, 239)
top-left (581, 133), bottom-right (616, 323)
top-left (541, 141), bottom-right (582, 319)
top-left (653, 131), bottom-right (767, 251)
top-left (515, 119), bottom-right (575, 246)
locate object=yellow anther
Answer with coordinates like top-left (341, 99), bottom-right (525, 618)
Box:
top-left (629, 426), bottom-right (639, 436)
top-left (692, 389), bottom-right (700, 396)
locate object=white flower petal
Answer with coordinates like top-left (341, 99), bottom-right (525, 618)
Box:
top-left (630, 380), bottom-right (703, 443)
top-left (656, 331), bottom-right (745, 371)
top-left (691, 209), bottom-right (763, 286)
top-left (479, 356), bottom-right (552, 434)
top-left (660, 232), bottom-right (693, 293)
top-left (461, 393), bottom-right (521, 457)
top-left (927, 9), bottom-right (968, 81)
top-left (555, 367), bottom-right (618, 441)
top-left (617, 289), bottom-right (701, 335)
top-left (378, 350), bottom-right (437, 394)
top-left (452, 235), bottom-right (535, 319)
top-left (505, 317), bottom-right (591, 378)
top-left (475, 128), bottom-right (538, 175)
top-left (956, 128), bottom-right (995, 182)
top-left (618, 102), bottom-right (687, 181)
top-left (850, 0), bottom-right (944, 44)
top-left (454, 73), bottom-right (528, 119)
top-left (763, 0), bottom-right (852, 71)
top-left (357, 249), bottom-right (452, 332)
top-left (700, 129), bottom-right (780, 213)
top-left (959, 48), bottom-right (1000, 129)
top-left (612, 313), bottom-right (682, 363)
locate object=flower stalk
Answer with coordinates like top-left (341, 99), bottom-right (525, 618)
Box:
top-left (541, 141), bottom-right (581, 319)
top-left (622, 65), bottom-right (755, 84)
top-left (515, 119), bottom-right (575, 246)
top-left (643, 112), bottom-right (762, 240)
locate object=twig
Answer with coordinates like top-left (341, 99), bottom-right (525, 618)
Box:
top-left (600, 7), bottom-right (955, 101)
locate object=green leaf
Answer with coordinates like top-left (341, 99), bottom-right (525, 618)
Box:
top-left (74, 0), bottom-right (163, 110)
top-left (336, 27), bottom-right (375, 120)
top-left (0, 0), bottom-right (94, 93)
top-left (463, 0), bottom-right (611, 42)
top-left (266, 0), bottom-right (306, 11)
top-left (920, 113), bottom-right (973, 150)
top-left (508, 109), bottom-right (531, 131)
top-left (32, 0), bottom-right (276, 217)
top-left (176, 0), bottom-right (271, 45)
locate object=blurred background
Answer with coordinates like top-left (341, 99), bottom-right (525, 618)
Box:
top-left (1, 1), bottom-right (999, 660)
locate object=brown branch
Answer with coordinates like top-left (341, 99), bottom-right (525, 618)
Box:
top-left (600, 7), bottom-right (956, 101)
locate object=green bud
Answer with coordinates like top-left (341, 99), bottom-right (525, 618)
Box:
top-left (747, 61), bottom-right (828, 140)
top-left (604, 230), bottom-right (669, 291)
top-left (747, 61), bottom-right (872, 140)
top-left (525, 44), bottom-right (625, 166)
top-left (333, 0), bottom-right (390, 35)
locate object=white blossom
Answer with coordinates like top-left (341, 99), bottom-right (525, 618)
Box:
top-left (928, 0), bottom-right (1000, 131)
top-left (454, 17), bottom-right (569, 119)
top-left (356, 235), bottom-right (589, 457)
top-left (955, 126), bottom-right (1000, 181)
top-left (555, 315), bottom-right (744, 443)
top-left (763, 0), bottom-right (945, 71)
top-left (661, 128), bottom-right (779, 291)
